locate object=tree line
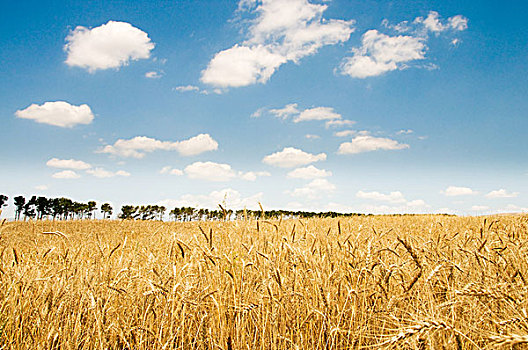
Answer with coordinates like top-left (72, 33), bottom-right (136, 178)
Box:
top-left (0, 194), bottom-right (369, 221)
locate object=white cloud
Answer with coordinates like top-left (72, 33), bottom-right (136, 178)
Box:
top-left (263, 147), bottom-right (326, 168)
top-left (99, 133), bottom-right (218, 158)
top-left (184, 162), bottom-right (270, 182)
top-left (173, 85), bottom-right (201, 92)
top-left (46, 158), bottom-right (92, 170)
top-left (287, 165), bottom-right (332, 179)
top-left (86, 168), bottom-right (131, 178)
top-left (269, 103), bottom-right (299, 119)
top-left (338, 135), bottom-right (409, 154)
top-left (295, 107), bottom-right (341, 122)
top-left (35, 185), bottom-right (49, 191)
top-left (15, 101), bottom-right (94, 128)
top-left (325, 119), bottom-right (356, 128)
top-left (160, 166), bottom-right (184, 176)
top-left (290, 178), bottom-right (336, 199)
top-left (356, 190), bottom-right (406, 203)
top-left (64, 21), bottom-right (155, 72)
top-left (442, 186), bottom-right (478, 197)
top-left (334, 130), bottom-right (357, 137)
top-left (397, 129), bottom-right (414, 135)
top-left (340, 29), bottom-right (426, 78)
top-left (159, 188), bottom-right (264, 210)
top-left (52, 170), bottom-right (81, 179)
top-left (201, 0), bottom-right (354, 87)
top-left (305, 134), bottom-right (320, 140)
top-left (185, 162), bottom-right (237, 182)
top-left (239, 171), bottom-right (271, 181)
top-left (471, 205), bottom-right (489, 211)
top-left (340, 11), bottom-right (467, 79)
top-left (414, 11), bottom-right (468, 33)
top-left (448, 15), bottom-right (469, 31)
top-left (485, 189), bottom-right (519, 198)
top-left (145, 71), bottom-right (163, 79)
top-left (265, 103), bottom-right (352, 127)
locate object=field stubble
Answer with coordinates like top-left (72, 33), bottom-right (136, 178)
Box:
top-left (1, 215), bottom-right (528, 349)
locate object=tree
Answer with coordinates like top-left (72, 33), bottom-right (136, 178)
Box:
top-left (100, 203), bottom-right (113, 219)
top-left (23, 196), bottom-right (37, 220)
top-left (14, 196), bottom-right (26, 221)
top-left (0, 195), bottom-right (7, 217)
top-left (119, 205), bottom-right (137, 220)
top-left (87, 201), bottom-right (97, 219)
top-left (36, 196), bottom-right (50, 219)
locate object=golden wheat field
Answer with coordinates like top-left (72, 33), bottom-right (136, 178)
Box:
top-left (1, 215), bottom-right (528, 349)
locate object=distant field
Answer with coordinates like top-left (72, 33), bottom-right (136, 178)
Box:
top-left (1, 215), bottom-right (528, 349)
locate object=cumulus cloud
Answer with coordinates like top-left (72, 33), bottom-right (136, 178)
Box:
top-left (485, 189), bottom-right (519, 198)
top-left (442, 186), bottom-right (478, 196)
top-left (15, 101), bottom-right (94, 128)
top-left (356, 190), bottom-right (406, 203)
top-left (184, 161), bottom-right (270, 182)
top-left (64, 21), bottom-right (155, 72)
top-left (184, 161), bottom-right (237, 182)
top-left (263, 147), bottom-right (326, 168)
top-left (290, 178), bottom-right (336, 199)
top-left (340, 11), bottom-right (467, 78)
top-left (295, 107), bottom-right (341, 122)
top-left (325, 119), bottom-right (355, 128)
top-left (52, 170), bottom-right (81, 179)
top-left (287, 165), bottom-right (332, 179)
top-left (99, 134), bottom-right (218, 158)
top-left (340, 30), bottom-right (426, 78)
top-left (86, 168), bottom-right (130, 178)
top-left (239, 171), bottom-right (271, 181)
top-left (159, 188), bottom-right (264, 210)
top-left (46, 158), bottom-right (92, 170)
top-left (338, 135), bottom-right (409, 154)
top-left (160, 166), bottom-right (184, 176)
top-left (265, 103), bottom-right (351, 126)
top-left (201, 0), bottom-right (354, 88)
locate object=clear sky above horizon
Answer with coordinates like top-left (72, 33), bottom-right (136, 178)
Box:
top-left (1, 0), bottom-right (527, 217)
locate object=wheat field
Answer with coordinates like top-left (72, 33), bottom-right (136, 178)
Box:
top-left (1, 215), bottom-right (528, 349)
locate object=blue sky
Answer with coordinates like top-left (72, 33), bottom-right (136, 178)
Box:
top-left (1, 0), bottom-right (527, 217)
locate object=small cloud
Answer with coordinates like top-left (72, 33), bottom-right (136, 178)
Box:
top-left (269, 103), bottom-right (299, 119)
top-left (238, 171), bottom-right (271, 181)
top-left (305, 134), bottom-right (320, 140)
top-left (442, 186), bottom-right (478, 197)
top-left (485, 189), bottom-right (519, 198)
top-left (173, 85), bottom-right (200, 92)
top-left (338, 136), bottom-right (409, 154)
top-left (145, 71), bottom-right (163, 79)
top-left (46, 158), bottom-right (92, 170)
top-left (99, 134), bottom-right (218, 158)
top-left (16, 101), bottom-right (94, 128)
top-left (86, 168), bottom-right (130, 178)
top-left (52, 170), bottom-right (81, 179)
top-left (290, 179), bottom-right (336, 199)
top-left (356, 190), bottom-right (407, 203)
top-left (471, 205), bottom-right (489, 211)
top-left (35, 185), bottom-right (49, 191)
top-left (325, 119), bottom-right (356, 128)
top-left (287, 165), bottom-right (332, 179)
top-left (160, 166), bottom-right (184, 176)
top-left (263, 147), bottom-right (327, 168)
top-left (396, 129), bottom-right (414, 135)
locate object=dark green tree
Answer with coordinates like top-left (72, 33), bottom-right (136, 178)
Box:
top-left (100, 203), bottom-right (113, 219)
top-left (13, 196), bottom-right (25, 221)
top-left (0, 195), bottom-right (7, 217)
